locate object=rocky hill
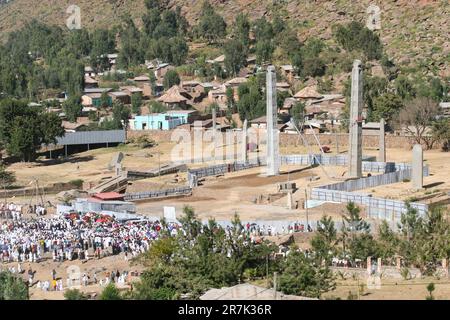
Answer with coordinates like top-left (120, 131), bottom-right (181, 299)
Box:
top-left (0, 0), bottom-right (449, 77)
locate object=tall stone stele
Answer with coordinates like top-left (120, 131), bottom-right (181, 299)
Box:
top-left (241, 119), bottom-right (248, 163)
top-left (378, 118), bottom-right (386, 162)
top-left (265, 65), bottom-right (280, 176)
top-left (412, 144), bottom-right (423, 190)
top-left (348, 60), bottom-right (363, 178)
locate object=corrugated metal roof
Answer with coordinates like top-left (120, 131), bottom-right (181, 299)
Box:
top-left (54, 130), bottom-right (126, 146)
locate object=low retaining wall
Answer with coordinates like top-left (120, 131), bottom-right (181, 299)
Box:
top-left (0, 182), bottom-right (80, 198)
top-left (124, 186), bottom-right (192, 201)
top-left (187, 160), bottom-right (263, 181)
top-left (281, 154), bottom-right (376, 167)
top-left (319, 167), bottom-right (429, 193)
top-left (311, 188), bottom-right (429, 219)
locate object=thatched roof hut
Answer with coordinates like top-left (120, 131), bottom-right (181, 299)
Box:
top-left (157, 85), bottom-right (191, 105)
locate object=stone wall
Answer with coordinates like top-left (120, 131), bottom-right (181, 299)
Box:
top-left (127, 129), bottom-right (439, 150)
top-left (0, 182), bottom-right (80, 198)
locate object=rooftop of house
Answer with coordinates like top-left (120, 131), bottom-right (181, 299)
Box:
top-left (84, 88), bottom-right (112, 94)
top-left (157, 85), bottom-right (190, 104)
top-left (84, 75), bottom-right (98, 84)
top-left (181, 80), bottom-right (201, 86)
top-left (206, 54), bottom-right (225, 64)
top-left (133, 75), bottom-right (150, 81)
top-left (225, 77), bottom-right (248, 86)
top-left (83, 93), bottom-right (102, 99)
top-left (282, 97), bottom-right (297, 109)
top-left (62, 117), bottom-right (91, 131)
top-left (120, 86), bottom-right (144, 93)
top-left (276, 82), bottom-right (291, 88)
top-left (440, 102), bottom-right (450, 109)
top-left (363, 122), bottom-right (382, 130)
top-left (199, 82), bottom-right (214, 88)
top-left (166, 109), bottom-right (198, 114)
top-left (209, 85), bottom-right (227, 95)
top-left (294, 86), bottom-right (323, 99)
top-left (200, 283), bottom-right (317, 300)
top-left (280, 64), bottom-right (294, 71)
top-left (82, 106), bottom-right (97, 113)
top-left (108, 91), bottom-right (129, 97)
top-left (156, 63), bottom-right (170, 69)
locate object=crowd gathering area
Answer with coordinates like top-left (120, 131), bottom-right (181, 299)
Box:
top-left (0, 201), bottom-right (308, 297)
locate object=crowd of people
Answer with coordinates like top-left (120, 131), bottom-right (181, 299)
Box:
top-left (243, 222), bottom-right (313, 237)
top-left (0, 202), bottom-right (48, 220)
top-left (0, 202), bottom-right (23, 220)
top-left (0, 212), bottom-right (181, 264)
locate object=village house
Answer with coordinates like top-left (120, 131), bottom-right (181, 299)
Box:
top-left (108, 91), bottom-right (131, 104)
top-left (279, 65), bottom-right (296, 83)
top-left (276, 82), bottom-right (291, 92)
top-left (142, 82), bottom-right (164, 98)
top-left (84, 66), bottom-right (96, 78)
top-left (279, 97), bottom-right (297, 115)
top-left (131, 110), bottom-right (198, 130)
top-left (206, 54), bottom-right (225, 65)
top-left (362, 121), bottom-right (390, 136)
top-left (81, 93), bottom-right (112, 107)
top-left (120, 86), bottom-right (144, 97)
top-left (225, 77), bottom-right (248, 100)
top-left (84, 75), bottom-right (98, 89)
top-left (157, 85), bottom-right (192, 109)
top-left (439, 102), bottom-right (450, 117)
top-left (249, 115), bottom-right (288, 131)
top-left (194, 82), bottom-right (214, 95)
top-left (61, 117), bottom-right (92, 132)
top-left (83, 87), bottom-right (112, 95)
top-left (181, 80), bottom-right (201, 93)
top-left (293, 86), bottom-right (324, 102)
top-left (106, 53), bottom-right (118, 70)
top-left (132, 75), bottom-right (150, 83)
top-left (246, 55), bottom-right (257, 66)
top-left (81, 106), bottom-right (98, 117)
top-left (190, 119), bottom-right (231, 131)
top-left (153, 63), bottom-right (173, 79)
top-left (208, 85), bottom-right (227, 107)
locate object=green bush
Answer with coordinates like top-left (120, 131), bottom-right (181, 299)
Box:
top-left (64, 289), bottom-right (88, 300)
top-left (100, 283), bottom-right (122, 300)
top-left (0, 271), bottom-right (29, 300)
top-left (69, 179), bottom-right (84, 189)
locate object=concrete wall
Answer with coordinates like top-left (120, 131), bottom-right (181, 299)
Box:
top-left (311, 188), bottom-right (428, 219)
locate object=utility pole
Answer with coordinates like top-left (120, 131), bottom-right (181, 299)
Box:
top-left (273, 272), bottom-right (278, 300)
top-left (266, 254), bottom-right (269, 288)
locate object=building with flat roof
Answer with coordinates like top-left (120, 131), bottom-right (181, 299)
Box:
top-left (131, 110), bottom-right (198, 130)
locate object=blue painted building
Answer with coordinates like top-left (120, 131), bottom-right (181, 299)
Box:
top-left (131, 110), bottom-right (198, 130)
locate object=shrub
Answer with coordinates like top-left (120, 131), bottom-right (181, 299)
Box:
top-left (69, 179), bottom-right (84, 189)
top-left (64, 289), bottom-right (88, 300)
top-left (100, 283), bottom-right (122, 300)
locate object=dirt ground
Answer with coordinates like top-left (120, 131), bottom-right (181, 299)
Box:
top-left (4, 143), bottom-right (449, 222)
